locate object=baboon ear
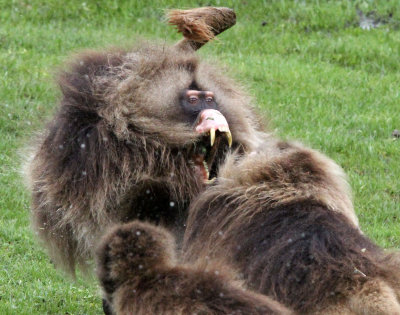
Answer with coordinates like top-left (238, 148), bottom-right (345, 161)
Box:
top-left (167, 7), bottom-right (236, 51)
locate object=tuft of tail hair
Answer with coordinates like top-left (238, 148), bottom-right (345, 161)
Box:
top-left (167, 7), bottom-right (236, 51)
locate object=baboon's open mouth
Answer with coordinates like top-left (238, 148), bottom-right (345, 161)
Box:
top-left (191, 109), bottom-right (232, 184)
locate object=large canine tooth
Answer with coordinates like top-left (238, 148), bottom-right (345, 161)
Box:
top-left (226, 131), bottom-right (232, 147)
top-left (210, 128), bottom-right (216, 147)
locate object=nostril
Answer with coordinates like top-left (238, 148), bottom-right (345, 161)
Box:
top-left (195, 109), bottom-right (230, 134)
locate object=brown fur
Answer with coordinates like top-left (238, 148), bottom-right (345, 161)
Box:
top-left (25, 39), bottom-right (264, 274)
top-left (96, 221), bottom-right (292, 315)
top-left (168, 7), bottom-right (236, 50)
top-left (183, 140), bottom-right (400, 314)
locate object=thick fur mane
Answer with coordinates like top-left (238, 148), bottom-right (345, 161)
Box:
top-left (25, 42), bottom-right (264, 274)
top-left (183, 140), bottom-right (400, 313)
top-left (184, 139), bottom-right (357, 256)
top-left (216, 140), bottom-right (357, 226)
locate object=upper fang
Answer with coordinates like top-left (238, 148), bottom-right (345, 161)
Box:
top-left (210, 128), bottom-right (216, 147)
top-left (226, 131), bottom-right (232, 147)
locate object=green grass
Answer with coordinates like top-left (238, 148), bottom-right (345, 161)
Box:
top-left (1, 0), bottom-right (399, 313)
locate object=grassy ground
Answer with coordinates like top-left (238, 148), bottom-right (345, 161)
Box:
top-left (1, 0), bottom-right (399, 314)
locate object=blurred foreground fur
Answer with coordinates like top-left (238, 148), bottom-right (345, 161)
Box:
top-left (96, 221), bottom-right (292, 315)
top-left (183, 139), bottom-right (400, 314)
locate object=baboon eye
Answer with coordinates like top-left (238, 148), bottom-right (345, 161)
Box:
top-left (205, 96), bottom-right (213, 102)
top-left (189, 96), bottom-right (198, 104)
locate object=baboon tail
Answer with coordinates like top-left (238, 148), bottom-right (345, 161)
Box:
top-left (167, 7), bottom-right (236, 51)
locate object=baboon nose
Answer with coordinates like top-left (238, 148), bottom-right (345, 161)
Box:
top-left (195, 109), bottom-right (232, 147)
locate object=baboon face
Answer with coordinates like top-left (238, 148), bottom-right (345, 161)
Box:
top-left (180, 89), bottom-right (218, 119)
top-left (179, 88), bottom-right (232, 182)
top-left (109, 47), bottom-right (258, 185)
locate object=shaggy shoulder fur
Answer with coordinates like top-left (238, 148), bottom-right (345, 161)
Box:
top-left (96, 221), bottom-right (292, 315)
top-left (183, 140), bottom-right (400, 314)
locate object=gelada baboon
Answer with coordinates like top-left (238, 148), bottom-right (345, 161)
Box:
top-left (25, 7), bottom-right (265, 274)
top-left (182, 139), bottom-right (400, 314)
top-left (96, 220), bottom-right (292, 315)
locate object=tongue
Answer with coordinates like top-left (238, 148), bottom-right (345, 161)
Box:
top-left (195, 109), bottom-right (230, 134)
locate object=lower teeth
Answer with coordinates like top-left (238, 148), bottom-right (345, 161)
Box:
top-left (202, 160), bottom-right (209, 179)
